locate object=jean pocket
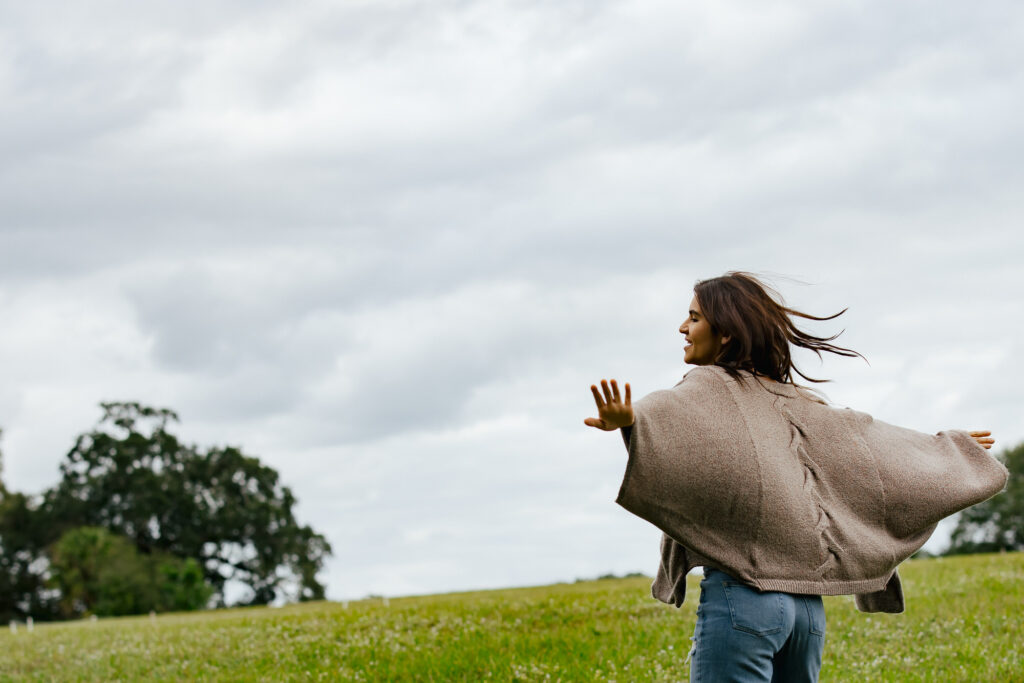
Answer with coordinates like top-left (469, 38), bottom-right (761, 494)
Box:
top-left (722, 582), bottom-right (785, 636)
top-left (804, 596), bottom-right (826, 637)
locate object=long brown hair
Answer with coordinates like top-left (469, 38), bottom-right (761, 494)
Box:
top-left (694, 272), bottom-right (865, 384)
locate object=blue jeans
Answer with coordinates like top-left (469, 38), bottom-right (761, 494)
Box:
top-left (689, 568), bottom-right (825, 683)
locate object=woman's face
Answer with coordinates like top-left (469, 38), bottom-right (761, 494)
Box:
top-left (679, 295), bottom-right (729, 365)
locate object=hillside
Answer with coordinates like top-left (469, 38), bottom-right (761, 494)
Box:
top-left (1, 553), bottom-right (1020, 681)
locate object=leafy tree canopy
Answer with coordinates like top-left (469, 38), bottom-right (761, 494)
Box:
top-left (0, 490), bottom-right (59, 622)
top-left (1, 429), bottom-right (60, 621)
top-left (41, 402), bottom-right (332, 607)
top-left (49, 526), bottom-right (213, 618)
top-left (946, 441), bottom-right (1022, 555)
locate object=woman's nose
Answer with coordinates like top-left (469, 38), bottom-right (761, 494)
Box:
top-left (679, 323), bottom-right (686, 334)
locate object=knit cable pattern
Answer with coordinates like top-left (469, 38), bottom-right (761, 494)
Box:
top-left (782, 403), bottom-right (842, 578)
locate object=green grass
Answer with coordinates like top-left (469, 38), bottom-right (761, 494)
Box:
top-left (1, 553), bottom-right (1021, 681)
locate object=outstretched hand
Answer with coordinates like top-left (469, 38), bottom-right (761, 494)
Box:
top-left (968, 430), bottom-right (995, 450)
top-left (584, 379), bottom-right (634, 431)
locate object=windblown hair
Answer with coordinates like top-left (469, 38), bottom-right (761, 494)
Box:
top-left (693, 272), bottom-right (865, 385)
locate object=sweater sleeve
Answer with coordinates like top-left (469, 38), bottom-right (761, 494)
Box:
top-left (845, 410), bottom-right (1009, 538)
top-left (615, 370), bottom-right (762, 572)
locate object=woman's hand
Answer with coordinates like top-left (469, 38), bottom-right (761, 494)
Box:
top-left (584, 379), bottom-right (634, 431)
top-left (968, 430), bottom-right (995, 450)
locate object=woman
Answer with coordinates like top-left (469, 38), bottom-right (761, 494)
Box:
top-left (584, 272), bottom-right (1006, 683)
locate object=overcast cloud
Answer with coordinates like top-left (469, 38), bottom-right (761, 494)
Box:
top-left (1, 0), bottom-right (1022, 601)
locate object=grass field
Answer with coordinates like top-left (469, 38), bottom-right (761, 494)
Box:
top-left (1, 553), bottom-right (1021, 681)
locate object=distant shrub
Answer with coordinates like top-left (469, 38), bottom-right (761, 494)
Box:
top-left (49, 526), bottom-right (213, 618)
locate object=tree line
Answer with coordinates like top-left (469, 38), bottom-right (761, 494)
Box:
top-left (0, 403), bottom-right (331, 622)
top-left (1, 402), bottom-right (1018, 622)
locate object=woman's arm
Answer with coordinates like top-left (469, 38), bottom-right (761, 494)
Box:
top-left (584, 378), bottom-right (634, 431)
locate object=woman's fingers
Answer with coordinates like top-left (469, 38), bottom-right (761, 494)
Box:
top-left (586, 379), bottom-right (633, 431)
top-left (966, 430), bottom-right (995, 449)
top-left (591, 379), bottom-right (631, 404)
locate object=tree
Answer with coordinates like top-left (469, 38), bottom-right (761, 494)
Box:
top-left (49, 526), bottom-right (213, 618)
top-left (42, 402), bottom-right (331, 607)
top-left (157, 555), bottom-right (211, 613)
top-left (945, 441), bottom-right (1022, 554)
top-left (0, 430), bottom-right (60, 622)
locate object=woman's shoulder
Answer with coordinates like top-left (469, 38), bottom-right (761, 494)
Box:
top-left (684, 365), bottom-right (832, 405)
top-left (676, 365), bottom-right (733, 390)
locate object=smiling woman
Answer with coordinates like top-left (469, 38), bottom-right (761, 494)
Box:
top-left (584, 271), bottom-right (1006, 683)
top-left (679, 298), bottom-right (724, 367)
top-left (686, 272), bottom-right (864, 383)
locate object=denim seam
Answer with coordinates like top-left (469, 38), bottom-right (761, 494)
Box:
top-left (722, 582), bottom-right (785, 636)
top-left (805, 597), bottom-right (826, 637)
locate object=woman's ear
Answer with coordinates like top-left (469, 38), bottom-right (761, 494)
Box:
top-left (721, 334), bottom-right (731, 346)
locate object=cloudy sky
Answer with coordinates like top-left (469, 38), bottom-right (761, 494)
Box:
top-left (1, 1), bottom-right (1022, 601)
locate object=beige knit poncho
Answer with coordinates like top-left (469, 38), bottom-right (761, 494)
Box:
top-left (617, 365), bottom-right (1008, 613)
